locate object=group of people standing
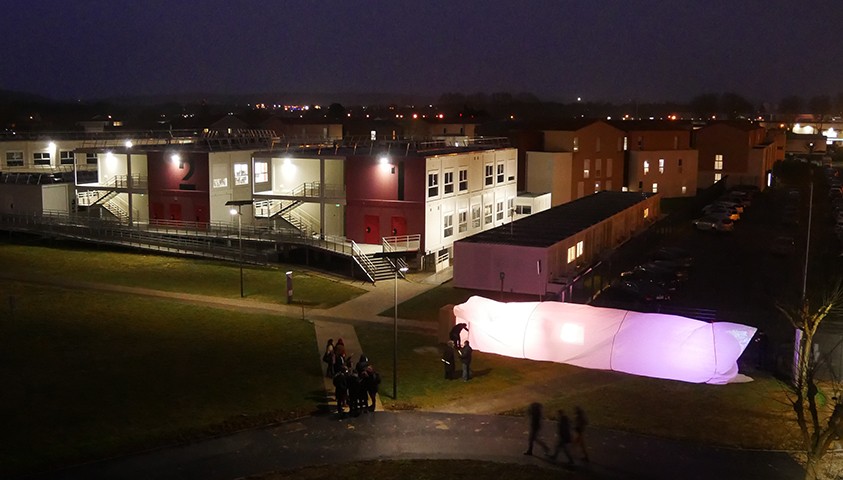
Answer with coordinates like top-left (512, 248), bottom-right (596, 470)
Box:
top-left (323, 338), bottom-right (381, 418)
top-left (524, 402), bottom-right (589, 465)
top-left (442, 322), bottom-right (472, 381)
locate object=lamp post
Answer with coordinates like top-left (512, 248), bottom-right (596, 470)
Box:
top-left (225, 199), bottom-right (253, 298)
top-left (393, 265), bottom-right (408, 400)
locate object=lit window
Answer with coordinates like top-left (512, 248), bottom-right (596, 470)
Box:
top-left (60, 151), bottom-right (75, 165)
top-left (496, 201), bottom-right (504, 221)
top-left (681, 186), bottom-right (687, 194)
top-left (644, 208), bottom-right (649, 219)
top-left (643, 160), bottom-right (650, 175)
top-left (33, 152), bottom-right (52, 165)
top-left (472, 204), bottom-right (481, 228)
top-left (573, 137), bottom-right (579, 152)
top-left (567, 246), bottom-right (576, 263)
top-left (255, 161), bottom-right (269, 183)
top-left (484, 164), bottom-right (493, 186)
top-left (458, 210), bottom-right (468, 233)
top-left (496, 163), bottom-right (505, 183)
top-left (428, 172), bottom-right (439, 198)
top-left (444, 170), bottom-right (454, 194)
top-left (652, 183), bottom-right (658, 193)
top-left (576, 240), bottom-right (584, 257)
top-left (443, 213), bottom-right (453, 237)
top-left (594, 182), bottom-right (600, 193)
top-left (370, 130), bottom-right (377, 141)
top-left (714, 173), bottom-right (722, 183)
top-left (458, 168), bottom-right (468, 191)
top-left (623, 137), bottom-right (628, 151)
top-left (714, 154), bottom-right (723, 170)
top-left (234, 163), bottom-right (249, 185)
top-left (583, 158), bottom-right (590, 178)
top-left (5, 151), bottom-right (24, 167)
top-left (658, 158), bottom-right (664, 174)
top-left (484, 205), bottom-right (493, 225)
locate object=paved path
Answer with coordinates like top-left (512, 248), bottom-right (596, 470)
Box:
top-left (29, 411), bottom-right (802, 480)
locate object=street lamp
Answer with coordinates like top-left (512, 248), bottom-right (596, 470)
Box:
top-left (225, 200), bottom-right (254, 298)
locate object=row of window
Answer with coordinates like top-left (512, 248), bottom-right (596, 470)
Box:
top-left (428, 163), bottom-right (513, 198)
top-left (441, 198), bottom-right (515, 239)
top-left (582, 158), bottom-right (613, 179)
top-left (4, 151), bottom-right (97, 167)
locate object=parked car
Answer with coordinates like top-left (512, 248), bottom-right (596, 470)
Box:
top-left (770, 236), bottom-right (796, 256)
top-left (652, 246), bottom-right (693, 268)
top-left (634, 262), bottom-right (688, 281)
top-left (607, 278), bottom-right (671, 302)
top-left (693, 216), bottom-right (735, 232)
top-left (620, 269), bottom-right (680, 292)
top-left (702, 205), bottom-right (740, 221)
top-left (713, 199), bottom-right (744, 213)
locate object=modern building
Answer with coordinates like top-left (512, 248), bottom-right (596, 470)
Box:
top-left (695, 121), bottom-right (776, 189)
top-left (453, 191), bottom-right (660, 296)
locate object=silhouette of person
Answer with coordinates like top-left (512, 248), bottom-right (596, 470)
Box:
top-left (524, 402), bottom-right (549, 456)
top-left (459, 340), bottom-right (472, 381)
top-left (548, 409), bottom-right (575, 465)
top-left (449, 322), bottom-right (469, 348)
top-left (572, 406), bottom-right (589, 462)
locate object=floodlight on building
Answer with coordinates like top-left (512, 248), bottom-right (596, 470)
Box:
top-left (171, 154), bottom-right (181, 165)
top-left (48, 141), bottom-right (56, 151)
top-left (229, 207), bottom-right (238, 216)
top-left (124, 140), bottom-right (133, 149)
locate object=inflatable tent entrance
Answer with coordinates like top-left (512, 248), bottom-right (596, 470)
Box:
top-left (453, 296), bottom-right (756, 384)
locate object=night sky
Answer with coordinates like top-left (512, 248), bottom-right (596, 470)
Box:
top-left (3, 1), bottom-right (841, 103)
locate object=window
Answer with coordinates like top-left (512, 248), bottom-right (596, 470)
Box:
top-left (5, 151), bottom-right (23, 167)
top-left (595, 158), bottom-right (602, 177)
top-left (643, 160), bottom-right (650, 175)
top-left (714, 173), bottom-right (722, 183)
top-left (652, 183), bottom-right (658, 193)
top-left (496, 201), bottom-right (504, 221)
top-left (496, 163), bottom-right (505, 183)
top-left (484, 205), bottom-right (493, 225)
top-left (595, 137), bottom-right (601, 152)
top-left (254, 161), bottom-right (268, 183)
top-left (443, 213), bottom-right (453, 237)
top-left (472, 204), bottom-right (481, 228)
top-left (681, 186), bottom-right (687, 195)
top-left (234, 163), bottom-right (249, 185)
top-left (573, 137), bottom-right (579, 152)
top-left (427, 172), bottom-right (439, 197)
top-left (644, 208), bottom-right (650, 219)
top-left (606, 158), bottom-right (613, 177)
top-left (673, 136), bottom-right (679, 149)
top-left (515, 205), bottom-right (532, 215)
top-left (623, 136), bottom-right (628, 151)
top-left (60, 151), bottom-right (75, 165)
top-left (567, 246), bottom-right (576, 264)
top-left (678, 158), bottom-right (683, 174)
top-left (658, 158), bottom-right (664, 174)
top-left (637, 137), bottom-right (643, 149)
top-left (594, 182), bottom-right (600, 193)
top-left (370, 130), bottom-right (377, 141)
top-left (86, 153), bottom-right (98, 165)
top-left (458, 210), bottom-right (468, 233)
top-left (576, 240), bottom-right (584, 257)
top-left (714, 154), bottom-right (723, 170)
top-left (443, 170), bottom-right (454, 194)
top-left (484, 164), bottom-right (493, 186)
top-left (583, 158), bottom-right (590, 178)
top-left (33, 152), bottom-right (51, 165)
top-left (507, 198), bottom-right (514, 218)
top-left (458, 168), bottom-right (468, 191)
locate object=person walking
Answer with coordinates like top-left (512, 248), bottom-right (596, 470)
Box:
top-left (332, 367), bottom-right (348, 419)
top-left (323, 339), bottom-right (335, 378)
top-left (442, 341), bottom-right (456, 380)
top-left (459, 340), bottom-right (472, 381)
top-left (548, 409), bottom-right (575, 465)
top-left (333, 338), bottom-right (347, 374)
top-left (524, 402), bottom-right (549, 456)
top-left (362, 365), bottom-right (381, 412)
top-left (572, 406), bottom-right (589, 462)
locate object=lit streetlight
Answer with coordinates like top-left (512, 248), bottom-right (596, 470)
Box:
top-left (225, 199), bottom-right (254, 298)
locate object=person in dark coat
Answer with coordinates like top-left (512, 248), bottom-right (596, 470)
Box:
top-left (332, 367), bottom-right (348, 419)
top-left (323, 339), bottom-right (335, 378)
top-left (355, 354), bottom-right (369, 374)
top-left (548, 409), bottom-right (575, 465)
top-left (362, 365), bottom-right (380, 412)
top-left (348, 370), bottom-right (366, 416)
top-left (333, 338), bottom-right (347, 374)
top-left (449, 323), bottom-right (469, 348)
top-left (459, 340), bottom-right (473, 381)
top-left (524, 402), bottom-right (549, 456)
top-left (442, 341), bottom-right (456, 380)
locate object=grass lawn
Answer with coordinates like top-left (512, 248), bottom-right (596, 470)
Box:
top-left (0, 240), bottom-right (366, 308)
top-left (0, 280), bottom-right (323, 476)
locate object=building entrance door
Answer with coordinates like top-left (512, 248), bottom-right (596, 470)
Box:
top-left (364, 214), bottom-right (380, 244)
top-left (390, 216), bottom-right (407, 236)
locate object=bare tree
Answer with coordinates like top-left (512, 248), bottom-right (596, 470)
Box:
top-left (777, 281), bottom-right (843, 480)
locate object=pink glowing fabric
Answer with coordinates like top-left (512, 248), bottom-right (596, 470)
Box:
top-left (453, 296), bottom-right (756, 384)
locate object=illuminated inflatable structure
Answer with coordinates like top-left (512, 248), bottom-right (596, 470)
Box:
top-left (453, 296), bottom-right (756, 384)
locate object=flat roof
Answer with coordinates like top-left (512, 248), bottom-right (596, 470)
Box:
top-left (458, 191), bottom-right (655, 248)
